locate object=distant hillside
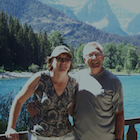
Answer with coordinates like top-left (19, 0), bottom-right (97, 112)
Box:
top-left (0, 0), bottom-right (140, 48)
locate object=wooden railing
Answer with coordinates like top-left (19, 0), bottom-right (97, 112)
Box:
top-left (0, 117), bottom-right (140, 140)
top-left (125, 117), bottom-right (140, 140)
top-left (0, 131), bottom-right (28, 140)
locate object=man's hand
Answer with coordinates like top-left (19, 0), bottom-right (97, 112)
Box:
top-left (27, 102), bottom-right (38, 117)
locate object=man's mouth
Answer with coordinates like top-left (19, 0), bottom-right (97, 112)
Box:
top-left (92, 61), bottom-right (99, 64)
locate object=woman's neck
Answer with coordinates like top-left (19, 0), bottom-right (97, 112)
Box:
top-left (50, 71), bottom-right (68, 84)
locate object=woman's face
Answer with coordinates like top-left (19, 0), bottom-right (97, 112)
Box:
top-left (52, 53), bottom-right (71, 74)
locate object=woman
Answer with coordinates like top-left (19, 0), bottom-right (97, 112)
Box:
top-left (5, 45), bottom-right (77, 140)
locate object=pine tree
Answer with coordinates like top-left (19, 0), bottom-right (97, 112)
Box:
top-left (0, 10), bottom-right (10, 69)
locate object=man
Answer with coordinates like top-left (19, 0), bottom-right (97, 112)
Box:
top-left (73, 42), bottom-right (124, 140)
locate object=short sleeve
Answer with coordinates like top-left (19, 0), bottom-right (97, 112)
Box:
top-left (112, 80), bottom-right (124, 112)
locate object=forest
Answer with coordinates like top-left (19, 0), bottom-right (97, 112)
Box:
top-left (0, 10), bottom-right (140, 73)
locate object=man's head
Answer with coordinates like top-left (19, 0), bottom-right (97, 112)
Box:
top-left (83, 42), bottom-right (105, 74)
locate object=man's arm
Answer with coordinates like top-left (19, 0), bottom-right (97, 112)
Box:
top-left (115, 110), bottom-right (124, 139)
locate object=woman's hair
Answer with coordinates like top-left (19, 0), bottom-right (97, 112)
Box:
top-left (45, 54), bottom-right (73, 72)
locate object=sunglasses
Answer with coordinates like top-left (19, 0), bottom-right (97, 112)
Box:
top-left (56, 57), bottom-right (72, 62)
top-left (86, 53), bottom-right (102, 59)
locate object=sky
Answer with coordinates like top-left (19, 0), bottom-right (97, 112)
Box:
top-left (107, 0), bottom-right (140, 13)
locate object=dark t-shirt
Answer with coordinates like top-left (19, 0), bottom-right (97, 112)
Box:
top-left (73, 68), bottom-right (124, 140)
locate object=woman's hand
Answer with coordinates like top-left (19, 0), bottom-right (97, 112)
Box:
top-left (27, 102), bottom-right (38, 117)
top-left (5, 128), bottom-right (19, 140)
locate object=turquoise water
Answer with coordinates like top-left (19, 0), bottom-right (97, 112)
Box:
top-left (117, 75), bottom-right (140, 139)
top-left (0, 75), bottom-right (140, 139)
top-left (0, 78), bottom-right (29, 97)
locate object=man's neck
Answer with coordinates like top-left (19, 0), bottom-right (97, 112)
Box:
top-left (89, 67), bottom-right (103, 75)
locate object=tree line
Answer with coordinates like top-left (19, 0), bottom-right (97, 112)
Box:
top-left (0, 10), bottom-right (65, 71)
top-left (0, 10), bottom-right (140, 73)
top-left (76, 43), bottom-right (140, 73)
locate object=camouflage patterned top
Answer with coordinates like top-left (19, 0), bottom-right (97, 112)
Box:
top-left (29, 72), bottom-right (76, 137)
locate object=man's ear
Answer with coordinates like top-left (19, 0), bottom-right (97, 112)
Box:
top-left (102, 54), bottom-right (105, 61)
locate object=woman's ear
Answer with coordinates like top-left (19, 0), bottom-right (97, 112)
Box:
top-left (83, 57), bottom-right (87, 63)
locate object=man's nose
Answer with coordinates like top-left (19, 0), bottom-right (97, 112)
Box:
top-left (91, 54), bottom-right (96, 59)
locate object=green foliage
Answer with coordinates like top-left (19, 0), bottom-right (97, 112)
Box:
top-left (28, 63), bottom-right (39, 73)
top-left (124, 47), bottom-right (138, 71)
top-left (16, 97), bottom-right (32, 131)
top-left (48, 30), bottom-right (65, 51)
top-left (42, 64), bottom-right (47, 71)
top-left (0, 92), bottom-right (33, 132)
top-left (75, 44), bottom-right (85, 64)
top-left (115, 65), bottom-right (123, 72)
top-left (0, 65), bottom-right (5, 72)
top-left (135, 51), bottom-right (140, 71)
top-left (0, 92), bottom-right (13, 122)
top-left (103, 43), bottom-right (117, 69)
top-left (102, 43), bottom-right (139, 72)
top-left (0, 119), bottom-right (7, 134)
top-left (0, 11), bottom-right (52, 71)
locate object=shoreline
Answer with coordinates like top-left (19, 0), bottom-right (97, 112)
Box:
top-left (0, 71), bottom-right (140, 79)
top-left (0, 72), bottom-right (33, 79)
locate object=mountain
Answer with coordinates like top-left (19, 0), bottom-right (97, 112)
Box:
top-left (73, 0), bottom-right (127, 35)
top-left (38, 0), bottom-right (78, 20)
top-left (38, 0), bottom-right (127, 36)
top-left (110, 4), bottom-right (136, 19)
top-left (126, 13), bottom-right (140, 35)
top-left (110, 3), bottom-right (137, 33)
top-left (0, 0), bottom-right (140, 48)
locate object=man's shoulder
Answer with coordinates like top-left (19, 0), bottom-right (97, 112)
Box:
top-left (104, 69), bottom-right (121, 82)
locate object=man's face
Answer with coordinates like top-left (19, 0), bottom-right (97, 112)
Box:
top-left (83, 45), bottom-right (105, 73)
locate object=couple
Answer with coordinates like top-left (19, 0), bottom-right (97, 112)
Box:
top-left (5, 42), bottom-right (124, 140)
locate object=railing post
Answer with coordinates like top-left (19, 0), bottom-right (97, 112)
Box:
top-left (126, 124), bottom-right (137, 140)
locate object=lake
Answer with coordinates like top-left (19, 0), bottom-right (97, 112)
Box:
top-left (0, 74), bottom-right (140, 139)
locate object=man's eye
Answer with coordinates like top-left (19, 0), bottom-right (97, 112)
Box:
top-left (89, 54), bottom-right (93, 57)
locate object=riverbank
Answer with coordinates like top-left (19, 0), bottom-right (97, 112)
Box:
top-left (0, 70), bottom-right (140, 79)
top-left (0, 72), bottom-right (33, 79)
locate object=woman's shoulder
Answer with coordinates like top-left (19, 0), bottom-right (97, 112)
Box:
top-left (28, 71), bottom-right (49, 83)
top-left (32, 70), bottom-right (49, 78)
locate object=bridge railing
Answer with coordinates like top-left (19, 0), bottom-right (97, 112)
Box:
top-left (0, 117), bottom-right (140, 140)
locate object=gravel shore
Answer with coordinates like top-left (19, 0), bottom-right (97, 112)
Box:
top-left (0, 72), bottom-right (33, 79)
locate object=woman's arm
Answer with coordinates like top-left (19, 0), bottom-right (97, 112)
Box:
top-left (5, 73), bottom-right (41, 139)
